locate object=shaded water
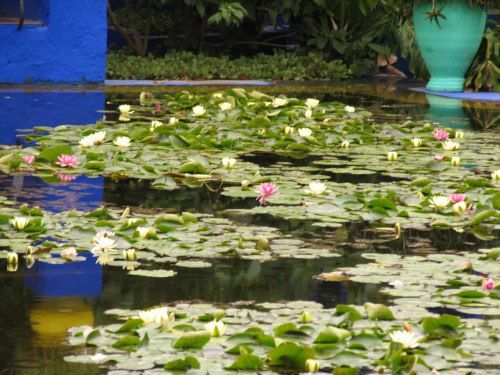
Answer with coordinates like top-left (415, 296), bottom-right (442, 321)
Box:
top-left (0, 80), bottom-right (498, 373)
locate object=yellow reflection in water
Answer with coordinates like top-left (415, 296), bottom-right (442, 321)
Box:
top-left (30, 298), bottom-right (94, 348)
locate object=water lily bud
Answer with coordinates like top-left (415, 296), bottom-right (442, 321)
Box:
top-left (25, 255), bottom-right (35, 269)
top-left (124, 248), bottom-right (137, 261)
top-left (387, 152), bottom-right (398, 161)
top-left (301, 311), bottom-right (313, 323)
top-left (450, 156), bottom-right (460, 166)
top-left (222, 157), bottom-right (236, 169)
top-left (305, 109), bottom-right (313, 119)
top-left (258, 128), bottom-right (266, 136)
top-left (417, 192), bottom-right (426, 201)
top-left (7, 263), bottom-right (18, 272)
top-left (305, 359), bottom-right (320, 372)
top-left (403, 321), bottom-right (413, 333)
top-left (136, 226), bottom-right (156, 239)
top-left (255, 236), bottom-right (270, 250)
top-left (395, 223), bottom-right (401, 235)
top-left (25, 245), bottom-right (35, 255)
top-left (341, 140), bottom-right (350, 149)
top-left (7, 252), bottom-right (18, 264)
top-left (284, 126), bottom-right (294, 136)
top-left (454, 130), bottom-right (464, 138)
top-left (205, 320), bottom-right (227, 337)
top-left (453, 201), bottom-right (467, 214)
top-left (411, 138), bottom-right (422, 147)
top-left (121, 206), bottom-right (130, 217)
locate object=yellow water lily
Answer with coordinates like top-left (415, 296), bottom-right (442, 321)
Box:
top-left (387, 151), bottom-right (398, 161)
top-left (451, 156), bottom-right (460, 166)
top-left (341, 140), bottom-right (350, 149)
top-left (305, 359), bottom-right (320, 372)
top-left (411, 138), bottom-right (422, 147)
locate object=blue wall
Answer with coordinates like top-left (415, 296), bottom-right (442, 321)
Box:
top-left (0, 0), bottom-right (107, 83)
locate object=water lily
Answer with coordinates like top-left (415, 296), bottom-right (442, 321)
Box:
top-left (411, 138), bottom-right (422, 147)
top-left (91, 236), bottom-right (116, 255)
top-left (450, 156), bottom-right (460, 166)
top-left (305, 359), bottom-right (320, 373)
top-left (114, 136), bottom-right (131, 148)
top-left (442, 140), bottom-right (460, 151)
top-left (96, 254), bottom-right (114, 265)
top-left (79, 135), bottom-right (95, 147)
top-left (434, 154), bottom-right (445, 161)
top-left (58, 174), bottom-right (77, 182)
top-left (139, 307), bottom-right (175, 324)
top-left (136, 226), bottom-right (156, 239)
top-left (272, 97), bottom-right (288, 107)
top-left (305, 181), bottom-right (327, 196)
top-left (222, 157), bottom-right (236, 169)
top-left (284, 126), bottom-right (294, 136)
top-left (150, 120), bottom-right (163, 132)
top-left (491, 170), bottom-right (500, 181)
top-left (219, 102), bottom-right (232, 111)
top-left (454, 130), bottom-right (464, 138)
top-left (205, 320), bottom-right (227, 337)
top-left (298, 128), bottom-right (312, 137)
top-left (61, 247), bottom-right (77, 259)
top-left (305, 98), bottom-right (319, 109)
top-left (482, 278), bottom-right (495, 291)
top-left (389, 330), bottom-right (423, 349)
top-left (124, 248), bottom-right (137, 261)
top-left (10, 217), bottom-right (30, 230)
top-left (192, 105), bottom-right (206, 116)
top-left (255, 182), bottom-right (278, 205)
top-left (212, 92), bottom-right (223, 99)
top-left (56, 154), bottom-right (79, 168)
top-left (387, 151), bottom-right (398, 161)
top-left (433, 128), bottom-right (450, 141)
top-left (341, 140), bottom-right (350, 149)
top-left (389, 280), bottom-right (404, 287)
top-left (169, 117), bottom-right (179, 125)
top-left (90, 353), bottom-right (107, 363)
top-left (22, 155), bottom-right (36, 164)
top-left (305, 109), bottom-right (313, 119)
top-left (449, 193), bottom-right (466, 203)
top-left (429, 195), bottom-right (451, 210)
top-left (118, 104), bottom-right (132, 114)
top-left (344, 105), bottom-right (355, 113)
top-left (301, 311), bottom-right (313, 324)
top-left (453, 201), bottom-right (467, 214)
top-left (90, 131), bottom-right (106, 143)
top-left (6, 252), bottom-right (18, 265)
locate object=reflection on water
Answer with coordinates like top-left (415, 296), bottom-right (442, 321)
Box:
top-left (0, 82), bottom-right (497, 372)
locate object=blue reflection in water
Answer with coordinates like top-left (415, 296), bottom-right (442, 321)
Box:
top-left (24, 253), bottom-right (102, 298)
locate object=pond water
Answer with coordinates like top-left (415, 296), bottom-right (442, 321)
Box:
top-left (0, 80), bottom-right (498, 373)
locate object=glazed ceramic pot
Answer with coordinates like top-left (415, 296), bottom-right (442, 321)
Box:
top-left (413, 0), bottom-right (486, 92)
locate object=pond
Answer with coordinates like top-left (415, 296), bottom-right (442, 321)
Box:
top-left (0, 80), bottom-right (498, 373)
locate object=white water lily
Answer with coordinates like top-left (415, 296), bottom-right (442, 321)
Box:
top-left (344, 105), bottom-right (355, 113)
top-left (212, 92), bottom-right (223, 99)
top-left (118, 104), bottom-right (132, 114)
top-left (453, 201), bottom-right (467, 214)
top-left (305, 181), bottom-right (327, 196)
top-left (150, 120), bottom-right (164, 132)
top-left (139, 307), bottom-right (175, 324)
top-left (411, 138), bottom-right (422, 147)
top-left (455, 130), bottom-right (464, 138)
top-left (192, 105), bottom-right (206, 116)
top-left (10, 217), bottom-right (30, 230)
top-left (298, 128), bottom-right (312, 137)
top-left (90, 131), bottom-right (106, 143)
top-left (429, 195), bottom-right (451, 209)
top-left (305, 109), bottom-right (313, 119)
top-left (90, 353), bottom-right (107, 363)
top-left (442, 140), bottom-right (460, 151)
top-left (284, 126), bottom-right (294, 136)
top-left (305, 98), bottom-right (319, 109)
top-left (91, 236), bottom-right (116, 255)
top-left (114, 136), bottom-right (131, 148)
top-left (219, 102), bottom-right (232, 111)
top-left (169, 117), bottom-right (179, 125)
top-left (61, 247), bottom-right (77, 259)
top-left (341, 140), bottom-right (350, 149)
top-left (387, 152), bottom-right (398, 161)
top-left (136, 226), bottom-right (156, 239)
top-left (7, 252), bottom-right (18, 264)
top-left (96, 254), bottom-right (114, 265)
top-left (451, 156), bottom-right (460, 166)
top-left (222, 157), bottom-right (236, 169)
top-left (205, 320), bottom-right (227, 337)
top-left (79, 135), bottom-right (95, 148)
top-left (491, 170), bottom-right (500, 181)
top-left (305, 359), bottom-right (320, 372)
top-left (272, 97), bottom-right (288, 107)
top-left (389, 330), bottom-right (423, 348)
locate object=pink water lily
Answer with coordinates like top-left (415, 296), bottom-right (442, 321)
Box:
top-left (255, 183), bottom-right (278, 205)
top-left (22, 155), bottom-right (36, 164)
top-left (434, 154), bottom-right (445, 161)
top-left (449, 193), bottom-right (466, 203)
top-left (433, 129), bottom-right (450, 141)
top-left (482, 278), bottom-right (495, 291)
top-left (57, 174), bottom-right (77, 182)
top-left (56, 154), bottom-right (79, 168)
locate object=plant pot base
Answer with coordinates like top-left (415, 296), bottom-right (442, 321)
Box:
top-left (426, 77), bottom-right (465, 92)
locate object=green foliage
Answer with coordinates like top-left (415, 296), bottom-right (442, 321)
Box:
top-left (107, 51), bottom-right (351, 80)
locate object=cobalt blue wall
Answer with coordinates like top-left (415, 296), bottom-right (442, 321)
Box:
top-left (0, 0), bottom-right (107, 83)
